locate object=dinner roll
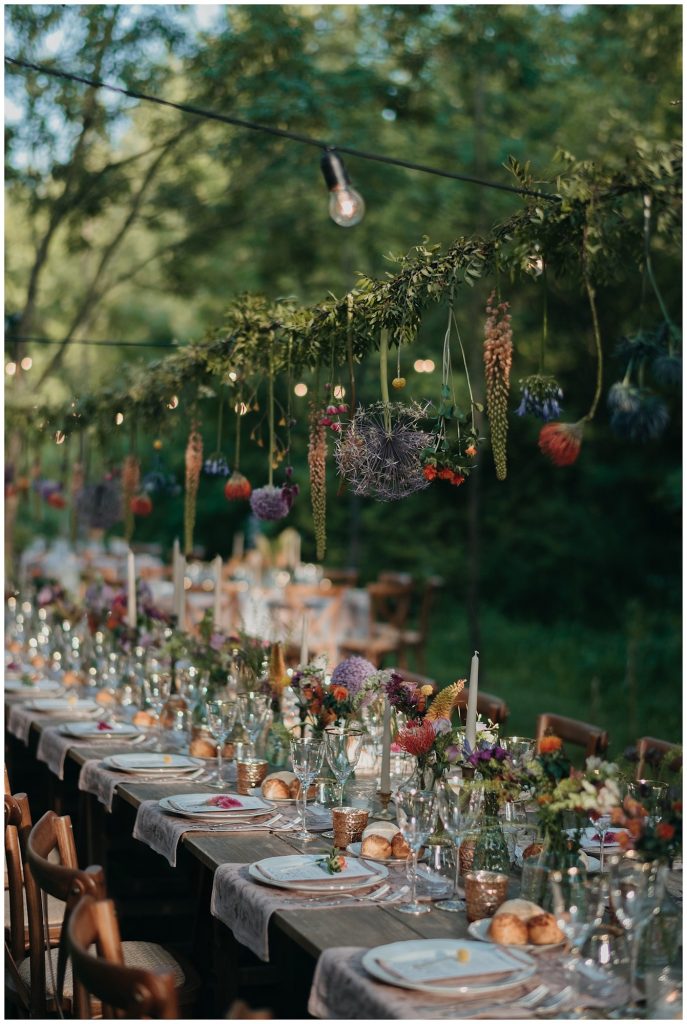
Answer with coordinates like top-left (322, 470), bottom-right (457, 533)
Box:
top-left (361, 835), bottom-right (392, 859)
top-left (362, 821), bottom-right (399, 841)
top-left (189, 737), bottom-right (217, 759)
top-left (391, 833), bottom-right (411, 859)
top-left (95, 689), bottom-right (116, 705)
top-left (494, 898), bottom-right (543, 922)
top-left (522, 842), bottom-right (544, 861)
top-left (262, 774), bottom-right (293, 800)
top-left (488, 913), bottom-right (529, 945)
top-left (289, 778), bottom-right (316, 799)
top-left (132, 709), bottom-right (156, 728)
top-left (527, 912), bottom-right (564, 945)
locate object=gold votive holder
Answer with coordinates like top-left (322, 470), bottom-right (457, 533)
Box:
top-left (464, 870), bottom-right (509, 922)
top-left (459, 837), bottom-right (477, 877)
top-left (236, 759), bottom-right (268, 795)
top-left (332, 806), bottom-right (369, 848)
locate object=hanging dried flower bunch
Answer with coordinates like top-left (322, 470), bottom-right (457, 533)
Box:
top-left (516, 375), bottom-right (563, 421)
top-left (184, 423), bottom-right (203, 555)
top-left (250, 468), bottom-right (299, 522)
top-left (483, 292), bottom-right (513, 481)
top-left (76, 478), bottom-right (123, 531)
top-left (122, 454), bottom-right (140, 542)
top-left (308, 392), bottom-right (328, 561)
top-left (225, 398), bottom-right (251, 501)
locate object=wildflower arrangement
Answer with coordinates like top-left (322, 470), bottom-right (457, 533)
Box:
top-left (534, 757), bottom-right (621, 845)
top-left (290, 660), bottom-right (351, 732)
top-left (34, 577), bottom-right (75, 621)
top-left (383, 675), bottom-right (467, 782)
top-left (102, 580), bottom-right (170, 647)
top-left (611, 795), bottom-right (682, 865)
top-left (84, 577), bottom-right (118, 633)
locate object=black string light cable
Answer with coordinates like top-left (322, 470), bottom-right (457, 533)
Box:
top-left (5, 55), bottom-right (560, 204)
top-left (5, 334), bottom-right (180, 349)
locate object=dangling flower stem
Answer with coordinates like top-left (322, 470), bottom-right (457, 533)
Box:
top-left (643, 195), bottom-right (680, 348)
top-left (540, 262), bottom-right (548, 374)
top-left (268, 343), bottom-right (275, 487)
top-left (346, 293), bottom-right (356, 415)
top-left (452, 311), bottom-right (476, 433)
top-left (380, 329), bottom-right (391, 433)
top-left (583, 271), bottom-right (603, 422)
top-left (234, 400), bottom-right (242, 470)
top-left (215, 390), bottom-right (224, 453)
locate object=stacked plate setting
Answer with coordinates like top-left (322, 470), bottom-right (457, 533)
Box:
top-left (249, 854), bottom-right (389, 893)
top-left (59, 721), bottom-right (143, 741)
top-left (102, 753), bottom-right (205, 775)
top-left (159, 793), bottom-right (275, 821)
top-left (23, 697), bottom-right (100, 716)
top-left (6, 678), bottom-right (63, 695)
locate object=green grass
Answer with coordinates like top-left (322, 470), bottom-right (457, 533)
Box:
top-left (423, 603), bottom-right (682, 760)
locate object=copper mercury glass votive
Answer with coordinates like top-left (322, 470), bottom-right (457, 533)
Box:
top-left (464, 870), bottom-right (509, 922)
top-left (236, 758), bottom-right (268, 795)
top-left (332, 806), bottom-right (369, 848)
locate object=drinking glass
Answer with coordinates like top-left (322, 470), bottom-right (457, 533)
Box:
top-left (290, 737), bottom-right (324, 843)
top-left (236, 691), bottom-right (270, 757)
top-left (142, 669), bottom-right (173, 751)
top-left (500, 800), bottom-right (528, 866)
top-left (395, 788), bottom-right (437, 915)
top-left (205, 699), bottom-right (238, 789)
top-left (321, 725), bottom-right (366, 839)
top-left (627, 780), bottom-right (668, 826)
top-left (436, 779), bottom-right (468, 912)
top-left (550, 867), bottom-right (606, 1014)
top-left (609, 855), bottom-right (666, 1016)
top-left (588, 812), bottom-right (613, 872)
top-left (501, 736), bottom-right (536, 768)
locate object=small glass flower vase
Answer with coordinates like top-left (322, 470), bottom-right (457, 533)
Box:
top-left (472, 789), bottom-right (510, 874)
top-left (265, 707), bottom-right (291, 768)
top-left (520, 834), bottom-right (579, 909)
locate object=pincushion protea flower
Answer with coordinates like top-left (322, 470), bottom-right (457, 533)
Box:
top-left (394, 718), bottom-right (436, 758)
top-left (224, 471), bottom-right (251, 501)
top-left (484, 293), bottom-right (513, 481)
top-left (184, 425), bottom-right (203, 554)
top-left (538, 420), bottom-right (585, 467)
top-left (426, 680), bottom-right (465, 721)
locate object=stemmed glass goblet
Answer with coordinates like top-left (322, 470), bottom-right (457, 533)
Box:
top-left (204, 699), bottom-right (238, 789)
top-left (550, 867), bottom-right (606, 1015)
top-left (290, 737), bottom-right (324, 843)
top-left (608, 854), bottom-right (666, 1017)
top-left (236, 691), bottom-right (270, 757)
top-left (436, 778), bottom-right (468, 912)
top-left (588, 811), bottom-right (614, 872)
top-left (142, 669), bottom-right (173, 751)
top-left (321, 725), bottom-right (366, 839)
top-left (395, 788), bottom-right (437, 915)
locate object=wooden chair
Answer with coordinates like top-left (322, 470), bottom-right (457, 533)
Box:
top-left (397, 576), bottom-right (444, 672)
top-left (25, 809), bottom-right (199, 1016)
top-left (322, 567), bottom-right (359, 587)
top-left (378, 571), bottom-right (414, 587)
top-left (67, 894), bottom-right (179, 1019)
top-left (535, 713), bottom-right (609, 758)
top-left (635, 736), bottom-right (682, 780)
top-left (456, 691), bottom-right (510, 728)
top-left (338, 581), bottom-right (413, 667)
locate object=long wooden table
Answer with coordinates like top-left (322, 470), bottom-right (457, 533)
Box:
top-left (6, 711), bottom-right (473, 1019)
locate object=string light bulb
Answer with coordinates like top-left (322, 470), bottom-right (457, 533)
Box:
top-left (320, 149), bottom-right (365, 227)
top-left (20, 356), bottom-right (32, 371)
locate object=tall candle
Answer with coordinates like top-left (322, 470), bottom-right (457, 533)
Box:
top-left (126, 550), bottom-right (137, 630)
top-left (177, 555), bottom-right (186, 631)
top-left (232, 531), bottom-right (244, 560)
top-left (466, 650), bottom-right (479, 749)
top-left (299, 611), bottom-right (309, 666)
top-left (380, 698), bottom-right (392, 794)
top-left (172, 538), bottom-right (180, 612)
top-left (212, 554), bottom-right (223, 627)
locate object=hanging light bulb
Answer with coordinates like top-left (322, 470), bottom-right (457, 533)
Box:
top-left (320, 149), bottom-right (365, 227)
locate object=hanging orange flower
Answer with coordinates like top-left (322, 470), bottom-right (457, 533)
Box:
top-left (538, 420), bottom-right (585, 467)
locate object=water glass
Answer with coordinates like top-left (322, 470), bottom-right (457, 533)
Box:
top-left (550, 867), bottom-right (609, 1013)
top-left (142, 670), bottom-right (173, 750)
top-left (236, 691), bottom-right (270, 757)
top-left (321, 725), bottom-right (365, 838)
top-left (436, 779), bottom-right (468, 912)
top-left (608, 855), bottom-right (666, 1016)
top-left (290, 737), bottom-right (324, 843)
top-left (205, 699), bottom-right (238, 788)
top-left (395, 788), bottom-right (436, 915)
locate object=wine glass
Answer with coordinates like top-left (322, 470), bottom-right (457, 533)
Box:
top-left (550, 867), bottom-right (606, 1014)
top-left (588, 811), bottom-right (613, 872)
top-left (627, 780), bottom-right (668, 826)
top-left (395, 788), bottom-right (437, 915)
top-left (236, 691), bottom-right (270, 757)
top-left (500, 799), bottom-right (528, 866)
top-left (320, 725), bottom-right (366, 839)
top-left (501, 736), bottom-right (536, 768)
top-left (608, 854), bottom-right (666, 1017)
top-left (289, 736), bottom-right (324, 843)
top-left (436, 778), bottom-right (468, 912)
top-left (141, 669), bottom-right (173, 751)
top-left (204, 699), bottom-right (238, 789)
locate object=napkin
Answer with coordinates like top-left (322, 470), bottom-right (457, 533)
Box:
top-left (376, 946), bottom-right (528, 986)
top-left (168, 794), bottom-right (268, 814)
top-left (256, 856), bottom-right (376, 884)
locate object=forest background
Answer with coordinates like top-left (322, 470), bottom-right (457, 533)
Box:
top-left (4, 4), bottom-right (682, 754)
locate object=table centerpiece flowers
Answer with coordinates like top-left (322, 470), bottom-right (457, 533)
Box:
top-left (383, 676), bottom-right (467, 788)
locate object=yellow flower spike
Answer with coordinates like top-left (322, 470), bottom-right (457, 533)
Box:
top-left (425, 680), bottom-right (466, 721)
top-left (420, 684), bottom-right (434, 696)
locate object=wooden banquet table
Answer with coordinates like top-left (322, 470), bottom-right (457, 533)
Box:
top-left (6, 708), bottom-right (490, 1020)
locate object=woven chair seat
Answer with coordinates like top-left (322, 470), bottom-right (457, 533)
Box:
top-left (18, 940), bottom-right (186, 997)
top-left (5, 887), bottom-right (64, 945)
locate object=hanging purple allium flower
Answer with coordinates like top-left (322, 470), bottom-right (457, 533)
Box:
top-left (331, 656), bottom-right (376, 698)
top-left (280, 466), bottom-right (299, 511)
top-left (250, 485), bottom-right (290, 521)
top-left (34, 479), bottom-right (62, 499)
top-left (609, 385), bottom-right (670, 441)
top-left (516, 374), bottom-right (563, 421)
top-left (203, 454), bottom-right (230, 477)
top-left (652, 354), bottom-right (682, 390)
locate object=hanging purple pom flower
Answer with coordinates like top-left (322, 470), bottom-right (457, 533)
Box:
top-left (250, 485), bottom-right (290, 521)
top-left (281, 466), bottom-right (299, 511)
top-left (331, 656), bottom-right (376, 698)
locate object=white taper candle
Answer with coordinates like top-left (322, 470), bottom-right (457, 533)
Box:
top-left (299, 611), bottom-right (309, 666)
top-left (466, 650), bottom-right (479, 749)
top-left (212, 554), bottom-right (223, 627)
top-left (380, 697), bottom-right (392, 794)
top-left (127, 550), bottom-right (137, 630)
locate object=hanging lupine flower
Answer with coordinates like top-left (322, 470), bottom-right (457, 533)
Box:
top-left (130, 494), bottom-right (153, 517)
top-left (184, 424), bottom-right (203, 555)
top-left (203, 453), bottom-right (230, 477)
top-left (224, 471), bottom-right (252, 501)
top-left (122, 454), bottom-right (140, 543)
top-left (483, 293), bottom-right (513, 481)
top-left (516, 374), bottom-right (563, 421)
top-left (70, 462), bottom-right (85, 497)
top-left (250, 484), bottom-right (290, 521)
top-left (308, 402), bottom-right (327, 560)
top-left (538, 421), bottom-right (585, 467)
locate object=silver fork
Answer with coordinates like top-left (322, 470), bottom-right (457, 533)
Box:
top-left (461, 982), bottom-right (551, 1018)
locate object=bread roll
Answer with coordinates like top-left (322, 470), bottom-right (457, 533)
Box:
top-left (189, 737), bottom-right (217, 759)
top-left (361, 835), bottom-right (392, 859)
top-left (262, 777), bottom-right (292, 800)
top-left (522, 842), bottom-right (544, 861)
top-left (391, 833), bottom-right (411, 858)
top-left (494, 898), bottom-right (543, 922)
top-left (95, 690), bottom-right (116, 705)
top-left (132, 710), bottom-right (156, 728)
top-left (488, 913), bottom-right (529, 945)
top-left (289, 778), bottom-right (316, 799)
top-left (361, 821), bottom-right (399, 842)
top-left (527, 912), bottom-right (564, 945)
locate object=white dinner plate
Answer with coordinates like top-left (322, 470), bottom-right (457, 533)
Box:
top-left (572, 826), bottom-right (630, 852)
top-left (159, 796), bottom-right (274, 821)
top-left (161, 793), bottom-right (275, 819)
top-left (5, 678), bottom-right (62, 693)
top-left (103, 753), bottom-right (205, 773)
top-left (468, 917), bottom-right (565, 951)
top-left (249, 854), bottom-right (388, 893)
top-left (362, 939), bottom-right (536, 996)
top-left (60, 721), bottom-right (142, 739)
top-left (23, 698), bottom-right (100, 716)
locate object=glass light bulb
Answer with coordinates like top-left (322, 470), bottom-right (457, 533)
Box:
top-left (328, 186), bottom-right (365, 227)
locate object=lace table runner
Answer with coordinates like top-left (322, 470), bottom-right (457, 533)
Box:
top-left (35, 725), bottom-right (149, 780)
top-left (7, 704), bottom-right (46, 744)
top-left (308, 946), bottom-right (627, 1019)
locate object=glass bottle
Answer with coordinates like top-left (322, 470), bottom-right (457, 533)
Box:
top-left (472, 788), bottom-right (511, 874)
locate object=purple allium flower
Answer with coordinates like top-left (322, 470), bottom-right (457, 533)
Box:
top-left (331, 656), bottom-right (376, 698)
top-left (250, 485), bottom-right (290, 521)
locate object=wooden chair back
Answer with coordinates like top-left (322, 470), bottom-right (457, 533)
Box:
top-left (67, 895), bottom-right (179, 1019)
top-left (536, 713), bottom-right (609, 758)
top-left (415, 576), bottom-right (444, 645)
top-left (4, 764), bottom-right (11, 794)
top-left (636, 736), bottom-right (682, 780)
top-left (378, 571), bottom-right (413, 587)
top-left (25, 809), bottom-right (106, 1015)
top-left (322, 567), bottom-right (359, 587)
top-left (367, 581), bottom-right (413, 633)
top-left (454, 691), bottom-right (510, 727)
top-left (5, 793), bottom-right (27, 966)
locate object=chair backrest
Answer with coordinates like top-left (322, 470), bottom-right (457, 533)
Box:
top-left (67, 895), bottom-right (179, 1019)
top-left (415, 576), bottom-right (444, 644)
top-left (367, 581), bottom-right (413, 632)
top-left (636, 736), bottom-right (682, 780)
top-left (378, 571), bottom-right (413, 587)
top-left (25, 809), bottom-right (106, 1015)
top-left (536, 713), bottom-right (609, 758)
top-left (322, 567), bottom-right (359, 587)
top-left (454, 691), bottom-right (510, 727)
top-left (4, 764), bottom-right (11, 794)
top-left (5, 793), bottom-right (28, 967)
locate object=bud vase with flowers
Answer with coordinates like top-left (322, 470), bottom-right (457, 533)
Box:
top-left (460, 739), bottom-right (520, 874)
